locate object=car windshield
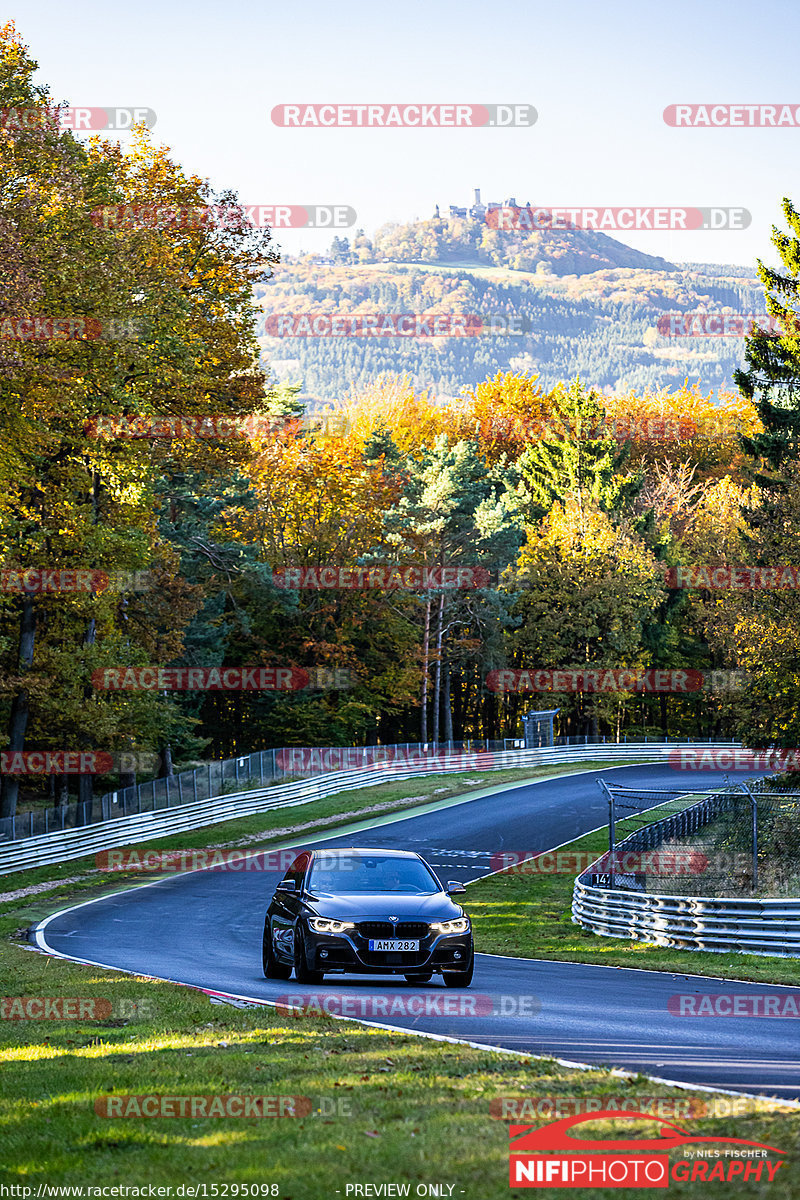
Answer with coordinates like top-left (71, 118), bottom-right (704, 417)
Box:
top-left (307, 854), bottom-right (438, 894)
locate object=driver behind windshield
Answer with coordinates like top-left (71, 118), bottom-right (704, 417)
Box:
top-left (308, 855), bottom-right (435, 893)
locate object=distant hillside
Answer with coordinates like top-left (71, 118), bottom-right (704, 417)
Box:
top-left (255, 213), bottom-right (763, 402)
top-left (345, 213), bottom-right (675, 276)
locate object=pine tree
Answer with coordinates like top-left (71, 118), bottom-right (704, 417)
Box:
top-left (735, 197), bottom-right (800, 484)
top-left (517, 378), bottom-right (643, 522)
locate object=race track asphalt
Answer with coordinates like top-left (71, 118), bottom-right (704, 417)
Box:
top-left (35, 763), bottom-right (800, 1101)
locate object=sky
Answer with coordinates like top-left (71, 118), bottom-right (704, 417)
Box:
top-left (11, 0), bottom-right (800, 266)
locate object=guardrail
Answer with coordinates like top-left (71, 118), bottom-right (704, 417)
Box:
top-left (572, 886), bottom-right (800, 957)
top-left (3, 732), bottom-right (722, 843)
top-left (571, 779), bottom-right (800, 958)
top-left (0, 741), bottom-right (729, 876)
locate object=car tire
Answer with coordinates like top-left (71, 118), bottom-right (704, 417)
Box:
top-left (442, 949), bottom-right (474, 988)
top-left (294, 931), bottom-right (325, 984)
top-left (404, 973), bottom-right (433, 983)
top-left (263, 920), bottom-right (291, 980)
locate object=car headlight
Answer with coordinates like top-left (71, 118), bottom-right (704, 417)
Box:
top-left (308, 917), bottom-right (355, 934)
top-left (430, 917), bottom-right (470, 934)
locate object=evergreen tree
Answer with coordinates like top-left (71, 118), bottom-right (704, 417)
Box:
top-left (517, 378), bottom-right (643, 522)
top-left (735, 197), bottom-right (800, 485)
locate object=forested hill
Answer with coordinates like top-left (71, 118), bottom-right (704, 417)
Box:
top-left (337, 212), bottom-right (676, 275)
top-left (254, 212), bottom-right (762, 402)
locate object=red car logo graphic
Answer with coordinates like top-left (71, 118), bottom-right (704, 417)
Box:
top-left (510, 1110), bottom-right (785, 1155)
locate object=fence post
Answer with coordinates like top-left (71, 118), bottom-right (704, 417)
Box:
top-left (208, 762), bottom-right (212, 798)
top-left (738, 783), bottom-right (758, 892)
top-left (599, 779), bottom-right (615, 857)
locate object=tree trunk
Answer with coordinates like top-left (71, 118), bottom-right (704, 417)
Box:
top-left (75, 614), bottom-right (97, 825)
top-left (0, 594), bottom-right (36, 820)
top-left (443, 660), bottom-right (453, 743)
top-left (420, 597), bottom-right (431, 743)
top-left (451, 665), bottom-right (463, 741)
top-left (159, 744), bottom-right (174, 778)
top-left (432, 591), bottom-right (445, 747)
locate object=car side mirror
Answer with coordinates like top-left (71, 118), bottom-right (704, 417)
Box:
top-left (275, 879), bottom-right (297, 893)
top-left (446, 881), bottom-right (466, 895)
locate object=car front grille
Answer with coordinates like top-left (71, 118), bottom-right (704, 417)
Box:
top-left (357, 922), bottom-right (394, 938)
top-left (356, 921), bottom-right (430, 939)
top-left (394, 922), bottom-right (430, 938)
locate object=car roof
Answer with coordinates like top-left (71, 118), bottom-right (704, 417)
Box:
top-left (310, 847), bottom-right (420, 859)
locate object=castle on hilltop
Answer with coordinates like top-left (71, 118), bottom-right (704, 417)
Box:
top-left (434, 188), bottom-right (531, 220)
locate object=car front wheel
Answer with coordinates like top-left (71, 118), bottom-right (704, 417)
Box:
top-left (294, 930), bottom-right (325, 984)
top-left (262, 920), bottom-right (291, 980)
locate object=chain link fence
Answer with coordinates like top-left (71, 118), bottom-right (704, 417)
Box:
top-left (1, 734), bottom-right (739, 845)
top-left (595, 779), bottom-right (800, 898)
top-left (0, 740), bottom-right (502, 842)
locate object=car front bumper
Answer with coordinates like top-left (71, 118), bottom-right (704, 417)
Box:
top-left (304, 929), bottom-right (473, 974)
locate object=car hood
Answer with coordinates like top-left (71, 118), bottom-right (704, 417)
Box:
top-left (303, 891), bottom-right (465, 921)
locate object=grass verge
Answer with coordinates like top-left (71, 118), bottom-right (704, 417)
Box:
top-left (2, 762), bottom-right (798, 1193)
top-left (0, 922), bottom-right (797, 1195)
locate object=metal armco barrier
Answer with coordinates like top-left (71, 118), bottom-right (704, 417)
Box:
top-left (572, 885), bottom-right (800, 957)
top-left (0, 742), bottom-right (734, 876)
top-left (571, 780), bottom-right (800, 958)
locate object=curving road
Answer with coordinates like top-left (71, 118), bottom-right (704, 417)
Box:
top-left (35, 763), bottom-right (800, 1101)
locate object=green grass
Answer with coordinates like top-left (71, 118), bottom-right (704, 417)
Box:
top-left (3, 761), bottom-right (800, 1193)
top-left (0, 918), bottom-right (797, 1195)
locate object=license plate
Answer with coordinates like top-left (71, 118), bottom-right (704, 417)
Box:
top-left (368, 939), bottom-right (419, 951)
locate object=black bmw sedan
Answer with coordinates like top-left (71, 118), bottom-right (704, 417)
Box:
top-left (262, 847), bottom-right (474, 987)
